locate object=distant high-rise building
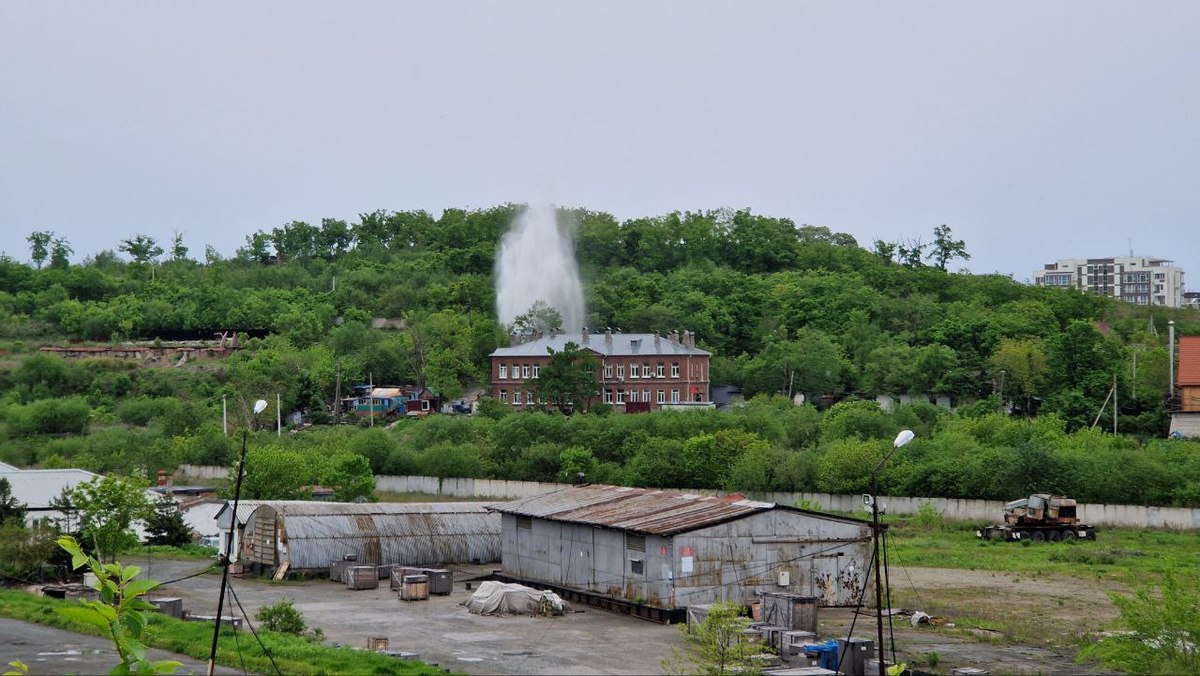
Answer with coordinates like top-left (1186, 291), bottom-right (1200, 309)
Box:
top-left (1032, 256), bottom-right (1185, 308)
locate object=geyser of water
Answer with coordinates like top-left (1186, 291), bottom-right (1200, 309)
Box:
top-left (494, 203), bottom-right (585, 333)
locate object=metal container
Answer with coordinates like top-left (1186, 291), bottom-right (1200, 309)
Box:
top-left (834, 637), bottom-right (873, 676)
top-left (330, 560), bottom-right (349, 583)
top-left (149, 597), bottom-right (184, 619)
top-left (377, 564), bottom-right (394, 580)
top-left (390, 566), bottom-right (422, 590)
top-left (423, 568), bottom-right (453, 595)
top-left (400, 574), bottom-right (429, 601)
top-left (346, 565), bottom-right (380, 590)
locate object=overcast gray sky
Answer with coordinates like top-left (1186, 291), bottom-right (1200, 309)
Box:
top-left (2, 2), bottom-right (1197, 285)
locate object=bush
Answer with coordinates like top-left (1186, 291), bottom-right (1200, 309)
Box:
top-left (6, 396), bottom-right (91, 436)
top-left (255, 600), bottom-right (306, 635)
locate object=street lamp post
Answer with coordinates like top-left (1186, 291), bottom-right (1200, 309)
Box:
top-left (208, 399), bottom-right (267, 676)
top-left (871, 429), bottom-right (914, 676)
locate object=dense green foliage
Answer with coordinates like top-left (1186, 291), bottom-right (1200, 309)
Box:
top-left (1, 205), bottom-right (1199, 507)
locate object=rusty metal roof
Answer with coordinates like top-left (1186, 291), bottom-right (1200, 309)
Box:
top-left (490, 484), bottom-right (779, 535)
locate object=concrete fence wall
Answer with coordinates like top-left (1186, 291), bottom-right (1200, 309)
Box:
top-left (177, 465), bottom-right (1200, 530)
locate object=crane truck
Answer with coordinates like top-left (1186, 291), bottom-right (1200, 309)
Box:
top-left (977, 493), bottom-right (1097, 542)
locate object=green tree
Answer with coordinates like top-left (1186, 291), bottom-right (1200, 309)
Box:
top-left (237, 445), bottom-right (311, 500)
top-left (927, 224), bottom-right (970, 270)
top-left (1082, 574), bottom-right (1200, 675)
top-left (49, 237), bottom-right (73, 269)
top-left (56, 535), bottom-right (183, 675)
top-left (168, 230), bottom-right (189, 262)
top-left (672, 601), bottom-right (765, 675)
top-left (256, 600), bottom-right (307, 635)
top-left (0, 477), bottom-right (27, 526)
top-left (512, 300), bottom-right (564, 334)
top-left (144, 494), bottom-right (192, 547)
top-left (119, 235), bottom-right (164, 266)
top-left (69, 475), bottom-right (153, 562)
top-left (527, 341), bottom-right (599, 413)
top-left (321, 453), bottom-right (376, 502)
top-left (990, 338), bottom-right (1048, 414)
top-left (27, 231), bottom-right (53, 269)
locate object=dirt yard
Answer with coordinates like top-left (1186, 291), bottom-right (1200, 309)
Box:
top-left (136, 555), bottom-right (1125, 675)
top-left (830, 565), bottom-right (1128, 674)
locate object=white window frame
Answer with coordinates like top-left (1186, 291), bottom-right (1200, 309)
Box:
top-left (656, 390), bottom-right (665, 404)
top-left (499, 390), bottom-right (508, 403)
top-left (671, 363), bottom-right (680, 378)
top-left (514, 390), bottom-right (523, 405)
top-left (532, 365), bottom-right (540, 378)
top-left (499, 364), bottom-right (508, 379)
top-left (616, 389), bottom-right (625, 404)
top-left (522, 364), bottom-right (531, 379)
top-left (671, 389), bottom-right (680, 403)
top-left (617, 364), bottom-right (625, 379)
top-left (604, 364), bottom-right (613, 378)
top-left (603, 389), bottom-right (613, 403)
top-left (643, 388), bottom-right (650, 402)
top-left (656, 363), bottom-right (665, 378)
top-left (631, 363), bottom-right (640, 379)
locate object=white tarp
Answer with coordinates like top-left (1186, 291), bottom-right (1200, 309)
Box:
top-left (464, 581), bottom-right (571, 616)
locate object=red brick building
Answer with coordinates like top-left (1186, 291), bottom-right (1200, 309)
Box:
top-left (488, 330), bottom-right (711, 412)
top-left (1170, 336), bottom-right (1200, 437)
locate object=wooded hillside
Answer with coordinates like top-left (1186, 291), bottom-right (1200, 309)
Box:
top-left (2, 205), bottom-right (1198, 506)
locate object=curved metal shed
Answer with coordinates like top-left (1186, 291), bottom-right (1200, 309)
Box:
top-left (240, 501), bottom-right (500, 574)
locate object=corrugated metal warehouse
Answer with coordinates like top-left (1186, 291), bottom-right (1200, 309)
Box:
top-left (491, 485), bottom-right (873, 610)
top-left (238, 501), bottom-right (500, 575)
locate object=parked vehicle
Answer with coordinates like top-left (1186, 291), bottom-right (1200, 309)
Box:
top-left (977, 494), bottom-right (1097, 541)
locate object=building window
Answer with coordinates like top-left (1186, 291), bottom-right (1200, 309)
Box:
top-left (532, 365), bottom-right (540, 378)
top-left (499, 390), bottom-right (508, 403)
top-left (522, 365), bottom-right (530, 379)
top-left (671, 389), bottom-right (680, 403)
top-left (514, 390), bottom-right (522, 405)
top-left (617, 364), bottom-right (625, 379)
top-left (657, 390), bottom-right (665, 404)
top-left (499, 365), bottom-right (508, 379)
top-left (671, 363), bottom-right (679, 378)
top-left (603, 389), bottom-right (613, 403)
top-left (630, 558), bottom-right (644, 576)
top-left (628, 390), bottom-right (638, 403)
top-left (656, 363), bottom-right (665, 378)
top-left (643, 388), bottom-right (650, 402)
top-left (616, 389), bottom-right (625, 404)
top-left (642, 362), bottom-right (650, 377)
top-left (604, 364), bottom-right (613, 378)
top-left (517, 515), bottom-right (532, 530)
top-left (626, 532), bottom-right (646, 552)
top-left (512, 363), bottom-right (519, 378)
top-left (630, 363), bottom-right (639, 378)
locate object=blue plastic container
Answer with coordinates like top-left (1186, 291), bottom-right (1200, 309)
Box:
top-left (801, 639), bottom-right (840, 671)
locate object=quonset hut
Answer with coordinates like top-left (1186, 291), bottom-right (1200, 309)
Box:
top-left (238, 501), bottom-right (500, 576)
top-left (491, 485), bottom-right (873, 616)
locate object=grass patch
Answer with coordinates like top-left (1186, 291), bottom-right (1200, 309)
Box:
top-left (887, 521), bottom-right (1200, 584)
top-left (0, 590), bottom-right (443, 675)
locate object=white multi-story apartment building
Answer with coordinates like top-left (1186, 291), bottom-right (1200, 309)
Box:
top-left (1032, 256), bottom-right (1185, 308)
